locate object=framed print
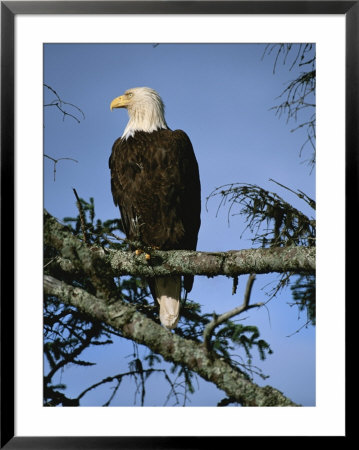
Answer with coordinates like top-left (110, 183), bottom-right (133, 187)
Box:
top-left (1, 1), bottom-right (353, 447)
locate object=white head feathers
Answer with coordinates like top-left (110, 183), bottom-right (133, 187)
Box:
top-left (110, 87), bottom-right (169, 139)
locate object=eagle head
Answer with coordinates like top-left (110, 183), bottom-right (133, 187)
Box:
top-left (110, 87), bottom-right (168, 139)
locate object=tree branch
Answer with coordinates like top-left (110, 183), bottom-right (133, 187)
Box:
top-left (44, 155), bottom-right (78, 182)
top-left (75, 368), bottom-right (166, 405)
top-left (72, 188), bottom-right (89, 245)
top-left (109, 246), bottom-right (315, 277)
top-left (43, 274), bottom-right (298, 406)
top-left (44, 83), bottom-right (85, 123)
top-left (269, 178), bottom-right (316, 210)
top-left (203, 274), bottom-right (263, 349)
top-left (44, 210), bottom-right (315, 280)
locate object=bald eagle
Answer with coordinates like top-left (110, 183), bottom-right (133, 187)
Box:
top-left (109, 87), bottom-right (201, 329)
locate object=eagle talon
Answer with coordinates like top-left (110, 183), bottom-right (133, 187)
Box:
top-left (145, 246), bottom-right (160, 260)
top-left (135, 249), bottom-right (143, 256)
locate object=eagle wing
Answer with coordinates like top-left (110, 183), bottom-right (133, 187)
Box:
top-left (109, 129), bottom-right (200, 253)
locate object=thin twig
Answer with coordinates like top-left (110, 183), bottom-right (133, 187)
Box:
top-left (76, 368), bottom-right (165, 403)
top-left (269, 178), bottom-right (316, 210)
top-left (203, 274), bottom-right (263, 350)
top-left (43, 256), bottom-right (58, 269)
top-left (286, 319), bottom-right (311, 337)
top-left (72, 188), bottom-right (88, 245)
top-left (44, 83), bottom-right (85, 123)
top-left (44, 154), bottom-right (78, 182)
top-left (103, 379), bottom-right (122, 406)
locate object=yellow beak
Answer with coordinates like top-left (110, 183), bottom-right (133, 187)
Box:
top-left (110, 95), bottom-right (128, 111)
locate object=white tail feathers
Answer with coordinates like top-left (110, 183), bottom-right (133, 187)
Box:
top-left (155, 276), bottom-right (181, 329)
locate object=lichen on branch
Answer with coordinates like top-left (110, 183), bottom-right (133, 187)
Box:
top-left (44, 209), bottom-right (315, 281)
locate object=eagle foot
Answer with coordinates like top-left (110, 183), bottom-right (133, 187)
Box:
top-left (135, 248), bottom-right (152, 260)
top-left (146, 245), bottom-right (160, 260)
top-left (135, 246), bottom-right (160, 261)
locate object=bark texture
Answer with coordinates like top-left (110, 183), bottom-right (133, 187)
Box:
top-left (44, 210), bottom-right (315, 280)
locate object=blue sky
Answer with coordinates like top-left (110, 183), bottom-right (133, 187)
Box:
top-left (44, 43), bottom-right (315, 406)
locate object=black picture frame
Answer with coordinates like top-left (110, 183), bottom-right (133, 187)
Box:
top-left (1, 1), bottom-right (353, 447)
